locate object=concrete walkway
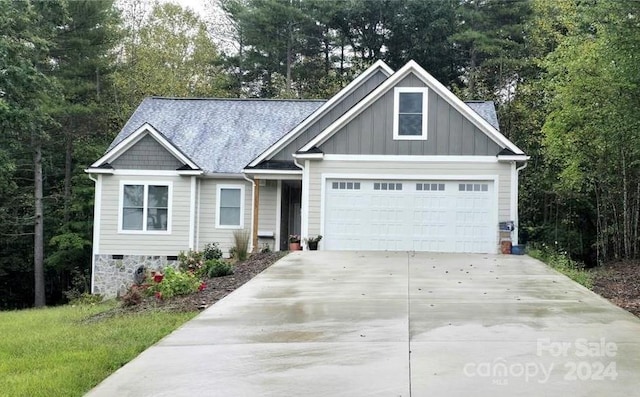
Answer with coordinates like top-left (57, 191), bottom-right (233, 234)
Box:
top-left (87, 252), bottom-right (640, 396)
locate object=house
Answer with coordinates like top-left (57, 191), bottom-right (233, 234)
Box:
top-left (86, 60), bottom-right (528, 297)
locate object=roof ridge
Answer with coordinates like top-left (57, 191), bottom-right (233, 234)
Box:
top-left (147, 96), bottom-right (327, 102)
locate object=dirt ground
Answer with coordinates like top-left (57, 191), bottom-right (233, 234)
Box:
top-left (591, 261), bottom-right (640, 317)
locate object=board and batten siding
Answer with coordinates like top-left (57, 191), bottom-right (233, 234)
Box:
top-left (272, 69), bottom-right (388, 161)
top-left (319, 73), bottom-right (502, 156)
top-left (99, 175), bottom-right (191, 255)
top-left (110, 134), bottom-right (184, 170)
top-left (306, 159), bottom-right (512, 248)
top-left (197, 179), bottom-right (253, 256)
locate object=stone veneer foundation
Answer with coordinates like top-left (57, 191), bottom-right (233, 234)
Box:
top-left (93, 254), bottom-right (178, 298)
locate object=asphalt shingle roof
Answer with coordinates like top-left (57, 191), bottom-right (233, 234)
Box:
top-left (109, 97), bottom-right (325, 173)
top-left (465, 101), bottom-right (500, 131)
top-left (108, 97), bottom-right (500, 174)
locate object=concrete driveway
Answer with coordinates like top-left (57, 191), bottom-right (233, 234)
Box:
top-left (87, 252), bottom-right (640, 396)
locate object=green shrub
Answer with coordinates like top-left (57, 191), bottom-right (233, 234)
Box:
top-left (204, 259), bottom-right (234, 278)
top-left (146, 267), bottom-right (202, 300)
top-left (203, 242), bottom-right (223, 260)
top-left (528, 244), bottom-right (593, 288)
top-left (177, 249), bottom-right (204, 273)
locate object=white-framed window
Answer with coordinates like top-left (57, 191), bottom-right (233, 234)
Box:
top-left (119, 181), bottom-right (172, 233)
top-left (393, 87), bottom-right (428, 140)
top-left (216, 184), bottom-right (245, 228)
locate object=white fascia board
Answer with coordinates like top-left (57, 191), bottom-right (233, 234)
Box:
top-left (242, 169), bottom-right (303, 175)
top-left (321, 172), bottom-right (499, 182)
top-left (177, 170), bottom-right (205, 176)
top-left (242, 168), bottom-right (303, 181)
top-left (497, 155), bottom-right (530, 162)
top-left (247, 60), bottom-right (394, 168)
top-left (292, 152), bottom-right (324, 160)
top-left (90, 123), bottom-right (200, 170)
top-left (323, 155), bottom-right (500, 163)
top-left (301, 60), bottom-right (525, 156)
top-left (84, 168), bottom-right (114, 174)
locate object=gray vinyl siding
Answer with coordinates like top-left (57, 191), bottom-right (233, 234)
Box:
top-left (111, 134), bottom-right (184, 170)
top-left (306, 159), bottom-right (513, 252)
top-left (197, 179), bottom-right (252, 257)
top-left (99, 175), bottom-right (191, 255)
top-left (272, 69), bottom-right (388, 161)
top-left (320, 73), bottom-right (502, 156)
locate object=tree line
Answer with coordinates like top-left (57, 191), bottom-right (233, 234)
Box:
top-left (1, 0), bottom-right (638, 309)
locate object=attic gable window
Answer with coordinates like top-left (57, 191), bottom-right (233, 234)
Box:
top-left (393, 87), bottom-right (428, 140)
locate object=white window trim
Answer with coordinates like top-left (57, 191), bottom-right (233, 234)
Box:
top-left (393, 87), bottom-right (429, 141)
top-left (216, 184), bottom-right (245, 229)
top-left (118, 181), bottom-right (173, 234)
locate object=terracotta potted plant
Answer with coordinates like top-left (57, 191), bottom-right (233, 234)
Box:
top-left (288, 235), bottom-right (301, 251)
top-left (304, 235), bottom-right (322, 251)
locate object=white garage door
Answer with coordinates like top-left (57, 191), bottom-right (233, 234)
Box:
top-left (323, 179), bottom-right (495, 253)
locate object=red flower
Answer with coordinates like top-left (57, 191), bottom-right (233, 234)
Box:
top-left (155, 291), bottom-right (163, 300)
top-left (198, 282), bottom-right (206, 291)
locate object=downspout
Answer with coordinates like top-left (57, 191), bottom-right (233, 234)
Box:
top-left (242, 172), bottom-right (256, 253)
top-left (293, 158), bottom-right (306, 246)
top-left (514, 162), bottom-right (528, 246)
top-left (88, 174), bottom-right (99, 294)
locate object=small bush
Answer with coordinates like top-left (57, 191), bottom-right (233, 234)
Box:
top-left (177, 249), bottom-right (204, 273)
top-left (122, 286), bottom-right (144, 307)
top-left (260, 243), bottom-right (271, 253)
top-left (204, 259), bottom-right (234, 278)
top-left (146, 267), bottom-right (202, 300)
top-left (232, 229), bottom-right (250, 261)
top-left (203, 242), bottom-right (223, 260)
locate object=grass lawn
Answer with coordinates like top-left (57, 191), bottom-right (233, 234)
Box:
top-left (0, 301), bottom-right (197, 397)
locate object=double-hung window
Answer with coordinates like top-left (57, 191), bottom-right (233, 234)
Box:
top-left (393, 87), bottom-right (428, 140)
top-left (120, 182), bottom-right (171, 232)
top-left (216, 185), bottom-right (244, 228)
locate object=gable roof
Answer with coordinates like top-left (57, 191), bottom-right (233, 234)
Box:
top-left (300, 60), bottom-right (524, 155)
top-left (89, 122), bottom-right (201, 172)
top-left (101, 97), bottom-right (325, 174)
top-left (247, 60), bottom-right (393, 167)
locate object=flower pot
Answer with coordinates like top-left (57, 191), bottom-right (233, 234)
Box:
top-left (289, 242), bottom-right (301, 251)
top-left (307, 241), bottom-right (318, 250)
top-left (500, 240), bottom-right (512, 255)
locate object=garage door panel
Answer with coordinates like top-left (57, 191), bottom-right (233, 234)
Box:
top-left (324, 179), bottom-right (495, 253)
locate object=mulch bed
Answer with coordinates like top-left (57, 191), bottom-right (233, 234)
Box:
top-left (85, 252), bottom-right (285, 322)
top-left (591, 261), bottom-right (640, 317)
top-left (160, 252), bottom-right (286, 312)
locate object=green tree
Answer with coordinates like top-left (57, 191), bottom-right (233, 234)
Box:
top-left (113, 2), bottom-right (228, 121)
top-left (0, 0), bottom-right (65, 307)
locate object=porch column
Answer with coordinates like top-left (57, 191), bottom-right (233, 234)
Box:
top-left (252, 178), bottom-right (260, 252)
